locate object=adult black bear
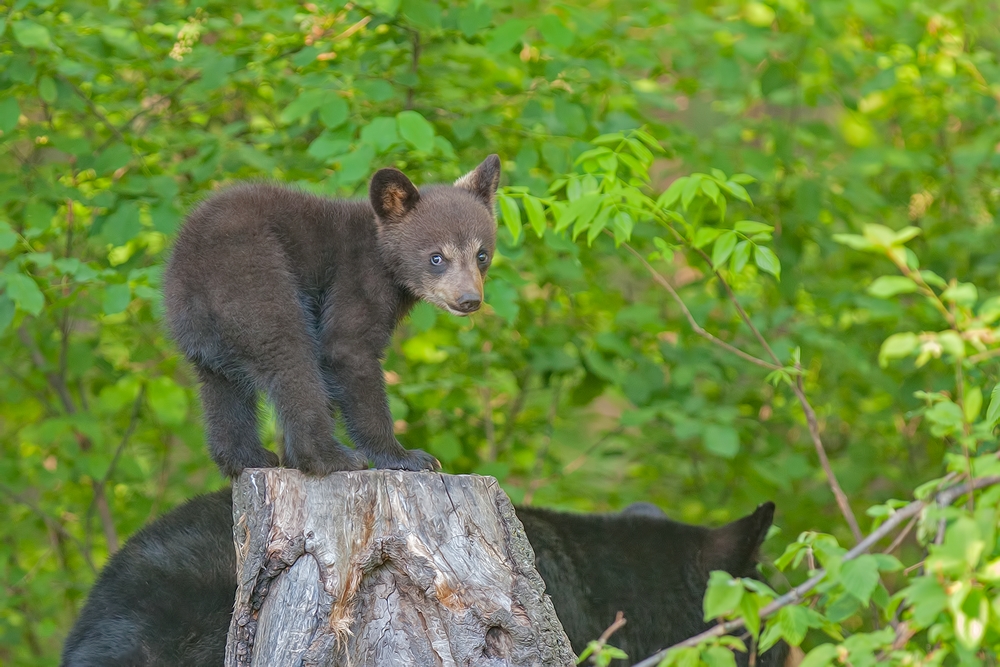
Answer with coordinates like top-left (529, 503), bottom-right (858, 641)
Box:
top-left (61, 492), bottom-right (785, 667)
top-left (164, 157), bottom-right (501, 477)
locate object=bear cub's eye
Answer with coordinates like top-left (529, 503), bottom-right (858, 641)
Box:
top-left (477, 250), bottom-right (489, 264)
top-left (430, 254), bottom-right (444, 266)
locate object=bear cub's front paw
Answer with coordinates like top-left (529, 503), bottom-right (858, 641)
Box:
top-left (372, 448), bottom-right (441, 472)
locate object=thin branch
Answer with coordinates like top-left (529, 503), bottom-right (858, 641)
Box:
top-left (56, 75), bottom-right (127, 144)
top-left (481, 342), bottom-right (496, 461)
top-left (630, 475), bottom-right (1000, 667)
top-left (587, 612), bottom-right (628, 665)
top-left (619, 242), bottom-right (779, 371)
top-left (18, 325), bottom-right (76, 415)
top-left (882, 514), bottom-right (918, 555)
top-left (522, 378), bottom-right (564, 505)
top-left (0, 484), bottom-right (96, 574)
top-left (622, 233), bottom-right (863, 543)
top-left (96, 72), bottom-right (202, 152)
top-left (497, 369), bottom-right (532, 452)
top-left (793, 373), bottom-right (863, 542)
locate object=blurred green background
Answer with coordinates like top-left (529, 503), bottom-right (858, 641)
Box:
top-left (2, 0), bottom-right (999, 663)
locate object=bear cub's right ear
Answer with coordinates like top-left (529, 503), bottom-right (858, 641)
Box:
top-left (370, 168), bottom-right (421, 222)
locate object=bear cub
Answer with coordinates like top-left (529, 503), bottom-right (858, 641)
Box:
top-left (164, 156), bottom-right (501, 477)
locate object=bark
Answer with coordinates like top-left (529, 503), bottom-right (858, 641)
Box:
top-left (225, 468), bottom-right (575, 667)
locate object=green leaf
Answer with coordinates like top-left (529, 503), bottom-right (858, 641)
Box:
top-left (146, 377), bottom-right (189, 425)
top-left (538, 15), bottom-right (574, 48)
top-left (832, 233), bottom-right (877, 251)
top-left (657, 177), bottom-right (687, 209)
top-left (103, 283), bottom-right (131, 315)
top-left (941, 282), bottom-right (978, 307)
top-left (703, 570), bottom-right (743, 620)
top-left (279, 89), bottom-right (327, 124)
top-left (693, 227), bottom-right (722, 249)
top-left (712, 230), bottom-right (737, 267)
top-left (867, 276), bottom-right (918, 298)
top-left (498, 195), bottom-right (522, 243)
top-left (775, 605), bottom-right (810, 646)
top-left (754, 245), bottom-right (780, 279)
top-left (733, 220), bottom-right (773, 234)
top-left (797, 644), bottom-right (838, 667)
top-left (703, 424), bottom-right (739, 458)
top-left (12, 21), bottom-right (54, 50)
top-left (0, 97), bottom-right (20, 134)
top-left (840, 555), bottom-right (880, 604)
top-left (986, 384), bottom-right (1000, 428)
top-left (524, 196), bottom-right (547, 237)
top-left (396, 110), bottom-right (435, 152)
top-left (701, 179), bottom-right (721, 203)
top-left (721, 180), bottom-right (752, 204)
top-left (319, 96), bottom-right (350, 128)
top-left (0, 294), bottom-right (15, 333)
top-left (586, 206), bottom-right (612, 245)
top-left (38, 76), bottom-right (57, 104)
top-left (878, 332), bottom-right (918, 367)
top-left (739, 591), bottom-right (761, 638)
top-left (964, 385), bottom-right (983, 423)
top-left (103, 202), bottom-right (142, 246)
top-left (5, 274), bottom-right (44, 315)
top-left (701, 645), bottom-right (737, 667)
top-left (731, 240), bottom-right (752, 273)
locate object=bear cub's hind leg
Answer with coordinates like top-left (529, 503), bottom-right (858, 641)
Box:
top-left (196, 367), bottom-right (280, 478)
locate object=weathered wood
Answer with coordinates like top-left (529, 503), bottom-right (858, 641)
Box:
top-left (225, 468), bottom-right (575, 667)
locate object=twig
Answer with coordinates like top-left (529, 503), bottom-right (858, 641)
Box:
top-left (621, 238), bottom-right (863, 540)
top-left (56, 75), bottom-right (127, 144)
top-left (793, 373), bottom-right (863, 543)
top-left (630, 475), bottom-right (1000, 667)
top-left (0, 484), bottom-right (96, 574)
top-left (619, 242), bottom-right (779, 371)
top-left (522, 378), bottom-right (564, 505)
top-left (883, 514), bottom-right (918, 555)
top-left (588, 612), bottom-right (628, 665)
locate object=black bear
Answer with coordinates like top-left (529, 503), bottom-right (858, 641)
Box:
top-left (163, 156), bottom-right (501, 477)
top-left (521, 501), bottom-right (784, 665)
top-left (61, 492), bottom-right (785, 667)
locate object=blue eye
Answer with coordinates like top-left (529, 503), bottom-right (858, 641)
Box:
top-left (430, 254), bottom-right (444, 266)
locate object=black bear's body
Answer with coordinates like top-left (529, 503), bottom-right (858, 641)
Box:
top-left (61, 492), bottom-right (233, 667)
top-left (164, 157), bottom-right (501, 477)
top-left (521, 502), bottom-right (783, 664)
top-left (61, 492), bottom-right (785, 667)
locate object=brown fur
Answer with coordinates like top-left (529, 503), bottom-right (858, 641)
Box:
top-left (163, 156), bottom-right (501, 477)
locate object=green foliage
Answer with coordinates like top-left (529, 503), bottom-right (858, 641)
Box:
top-left (3, 0), bottom-right (1000, 665)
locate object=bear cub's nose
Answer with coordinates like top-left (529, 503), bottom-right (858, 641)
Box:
top-left (456, 293), bottom-right (482, 313)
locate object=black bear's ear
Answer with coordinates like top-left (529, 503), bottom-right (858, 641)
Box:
top-left (370, 168), bottom-right (420, 222)
top-left (454, 154), bottom-right (501, 210)
top-left (704, 501), bottom-right (775, 575)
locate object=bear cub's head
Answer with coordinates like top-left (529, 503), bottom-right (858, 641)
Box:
top-left (370, 155), bottom-right (501, 316)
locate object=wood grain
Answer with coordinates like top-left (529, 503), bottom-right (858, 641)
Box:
top-left (225, 469), bottom-right (575, 667)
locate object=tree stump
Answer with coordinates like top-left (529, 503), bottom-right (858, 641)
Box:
top-left (225, 468), bottom-right (576, 667)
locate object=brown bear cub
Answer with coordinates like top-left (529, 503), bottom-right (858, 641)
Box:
top-left (164, 156), bottom-right (501, 477)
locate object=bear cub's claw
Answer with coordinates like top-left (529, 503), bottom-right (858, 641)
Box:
top-left (219, 447), bottom-right (281, 478)
top-left (371, 448), bottom-right (441, 472)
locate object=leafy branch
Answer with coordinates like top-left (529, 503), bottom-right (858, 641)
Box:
top-left (630, 475), bottom-right (1000, 667)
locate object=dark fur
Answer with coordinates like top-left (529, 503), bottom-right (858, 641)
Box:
top-left (61, 492), bottom-right (234, 667)
top-left (163, 157), bottom-right (501, 477)
top-left (519, 502), bottom-right (786, 665)
top-left (62, 492), bottom-right (785, 667)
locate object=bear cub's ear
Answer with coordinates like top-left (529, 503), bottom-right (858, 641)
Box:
top-left (370, 168), bottom-right (421, 222)
top-left (454, 154), bottom-right (502, 210)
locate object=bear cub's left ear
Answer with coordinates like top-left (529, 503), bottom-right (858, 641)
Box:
top-left (454, 154), bottom-right (501, 210)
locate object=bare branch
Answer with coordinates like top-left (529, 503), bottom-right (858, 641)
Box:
top-left (630, 475), bottom-right (1000, 667)
top-left (793, 373), bottom-right (863, 542)
top-left (0, 484), bottom-right (96, 574)
top-left (619, 242), bottom-right (779, 371)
